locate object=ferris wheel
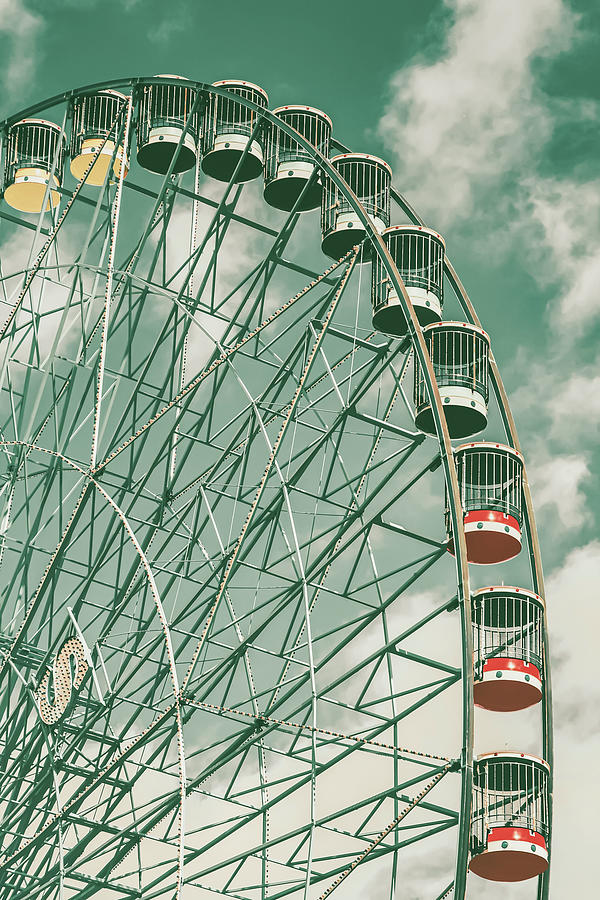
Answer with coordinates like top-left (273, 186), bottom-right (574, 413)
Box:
top-left (0, 76), bottom-right (553, 900)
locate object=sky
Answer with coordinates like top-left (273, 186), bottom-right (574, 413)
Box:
top-left (0, 0), bottom-right (598, 896)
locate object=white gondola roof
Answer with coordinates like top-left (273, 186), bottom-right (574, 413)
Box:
top-left (384, 223), bottom-right (445, 247)
top-left (424, 320), bottom-right (488, 340)
top-left (476, 751), bottom-right (550, 772)
top-left (90, 89), bottom-right (129, 101)
top-left (454, 441), bottom-right (525, 464)
top-left (212, 79), bottom-right (269, 102)
top-left (331, 152), bottom-right (392, 175)
top-left (273, 105), bottom-right (333, 128)
top-left (473, 585), bottom-right (544, 604)
top-left (13, 118), bottom-right (64, 131)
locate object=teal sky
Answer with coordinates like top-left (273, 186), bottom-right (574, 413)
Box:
top-left (0, 0), bottom-right (598, 895)
top-left (2, 1), bottom-right (440, 129)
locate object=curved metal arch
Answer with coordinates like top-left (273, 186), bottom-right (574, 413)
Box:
top-left (0, 440), bottom-right (188, 900)
top-left (385, 186), bottom-right (553, 900)
top-left (5, 656), bottom-right (69, 898)
top-left (325, 127), bottom-right (552, 897)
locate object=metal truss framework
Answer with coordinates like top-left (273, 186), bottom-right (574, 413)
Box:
top-left (0, 79), bottom-right (552, 900)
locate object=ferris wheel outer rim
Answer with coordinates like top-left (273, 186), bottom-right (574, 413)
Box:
top-left (0, 75), bottom-right (551, 900)
top-left (381, 178), bottom-right (553, 900)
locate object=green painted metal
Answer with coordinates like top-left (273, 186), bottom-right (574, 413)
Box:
top-left (0, 77), bottom-right (551, 900)
top-left (386, 187), bottom-right (553, 900)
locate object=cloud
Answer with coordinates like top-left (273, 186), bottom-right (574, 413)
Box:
top-left (510, 356), bottom-right (600, 492)
top-left (149, 17), bottom-right (187, 45)
top-left (528, 451), bottom-right (591, 530)
top-left (143, 0), bottom-right (190, 44)
top-left (0, 0), bottom-right (44, 102)
top-left (0, 0), bottom-right (150, 105)
top-left (548, 368), bottom-right (600, 442)
top-left (377, 0), bottom-right (600, 342)
top-left (377, 0), bottom-right (578, 227)
top-left (544, 540), bottom-right (600, 894)
top-left (368, 14), bottom-right (598, 883)
top-left (522, 175), bottom-right (600, 334)
top-left (546, 540), bottom-right (600, 726)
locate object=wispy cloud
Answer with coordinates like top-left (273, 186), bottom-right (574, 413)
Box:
top-left (528, 452), bottom-right (591, 530)
top-left (547, 540), bottom-right (600, 723)
top-left (511, 352), bottom-right (600, 455)
top-left (377, 0), bottom-right (578, 227)
top-left (522, 175), bottom-right (600, 335)
top-left (149, 17), bottom-right (187, 45)
top-left (0, 0), bottom-right (44, 102)
top-left (546, 540), bottom-right (600, 893)
top-left (147, 0), bottom-right (190, 45)
top-left (378, 7), bottom-right (599, 892)
top-left (549, 370), bottom-right (600, 441)
top-left (377, 0), bottom-right (600, 342)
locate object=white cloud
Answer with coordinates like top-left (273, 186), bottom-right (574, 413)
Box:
top-left (547, 540), bottom-right (600, 724)
top-left (377, 0), bottom-right (600, 342)
top-left (544, 541), bottom-right (600, 894)
top-left (377, 0), bottom-right (577, 226)
top-left (528, 452), bottom-right (591, 530)
top-left (0, 0), bottom-right (144, 106)
top-left (149, 16), bottom-right (187, 45)
top-left (0, 0), bottom-right (44, 102)
top-left (549, 368), bottom-right (600, 441)
top-left (511, 351), bottom-right (600, 451)
top-left (523, 175), bottom-right (600, 333)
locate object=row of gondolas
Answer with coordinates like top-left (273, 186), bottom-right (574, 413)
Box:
top-left (1, 76), bottom-right (550, 885)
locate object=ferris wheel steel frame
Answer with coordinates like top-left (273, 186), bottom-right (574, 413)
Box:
top-left (0, 77), bottom-right (552, 900)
